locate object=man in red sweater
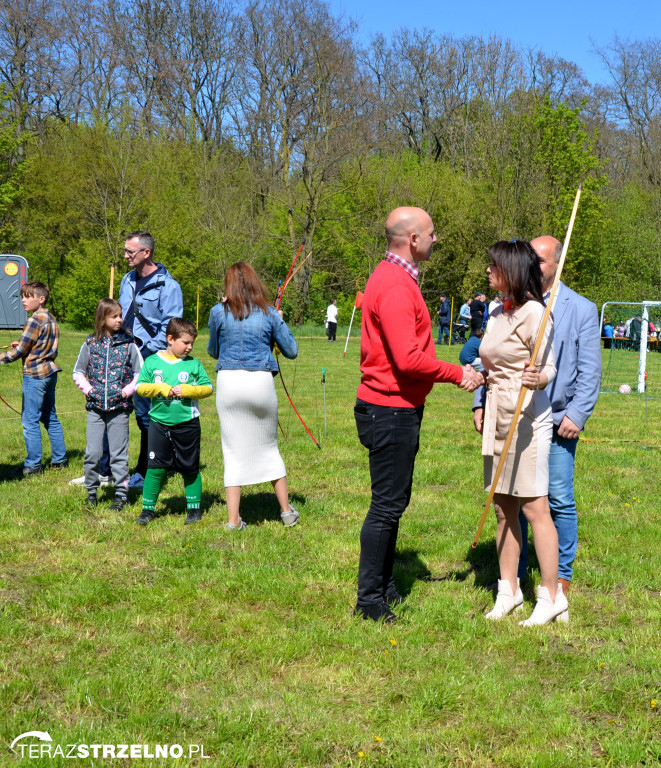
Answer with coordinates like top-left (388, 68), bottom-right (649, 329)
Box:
top-left (354, 206), bottom-right (481, 622)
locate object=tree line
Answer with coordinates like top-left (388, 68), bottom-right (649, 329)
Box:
top-left (1, 0), bottom-right (660, 327)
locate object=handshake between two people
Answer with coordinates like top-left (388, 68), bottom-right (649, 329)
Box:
top-left (458, 364), bottom-right (485, 393)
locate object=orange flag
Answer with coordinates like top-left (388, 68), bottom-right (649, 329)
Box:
top-left (354, 291), bottom-right (364, 309)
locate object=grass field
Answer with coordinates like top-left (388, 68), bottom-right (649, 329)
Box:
top-left (0, 327), bottom-right (659, 767)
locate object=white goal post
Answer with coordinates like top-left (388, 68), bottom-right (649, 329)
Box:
top-left (600, 301), bottom-right (661, 393)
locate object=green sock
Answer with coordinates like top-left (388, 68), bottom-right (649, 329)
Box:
top-left (183, 473), bottom-right (202, 511)
top-left (142, 468), bottom-right (167, 512)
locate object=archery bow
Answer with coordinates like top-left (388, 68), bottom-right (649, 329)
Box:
top-left (275, 241), bottom-right (321, 450)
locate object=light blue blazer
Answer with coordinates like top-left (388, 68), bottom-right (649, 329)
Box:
top-left (545, 281), bottom-right (601, 429)
top-left (474, 282), bottom-right (601, 430)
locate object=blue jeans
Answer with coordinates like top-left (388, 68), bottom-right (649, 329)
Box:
top-left (518, 427), bottom-right (578, 582)
top-left (437, 323), bottom-right (451, 343)
top-left (21, 373), bottom-right (67, 468)
top-left (354, 400), bottom-right (424, 606)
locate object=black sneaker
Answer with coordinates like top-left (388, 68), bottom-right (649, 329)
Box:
top-left (353, 601), bottom-right (397, 624)
top-left (83, 494), bottom-right (97, 510)
top-left (50, 459), bottom-right (69, 470)
top-left (136, 509), bottom-right (154, 525)
top-left (23, 464), bottom-right (44, 477)
top-left (109, 496), bottom-right (128, 511)
top-left (185, 509), bottom-right (202, 525)
top-left (385, 587), bottom-right (403, 606)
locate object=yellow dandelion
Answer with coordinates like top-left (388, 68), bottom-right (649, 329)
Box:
top-left (652, 700), bottom-right (658, 710)
top-left (358, 752), bottom-right (364, 758)
top-left (390, 639), bottom-right (397, 646)
top-left (625, 503), bottom-right (630, 507)
top-left (374, 736), bottom-right (382, 742)
top-left (599, 662), bottom-right (606, 668)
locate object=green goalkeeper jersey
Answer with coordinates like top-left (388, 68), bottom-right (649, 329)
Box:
top-left (136, 351), bottom-right (213, 426)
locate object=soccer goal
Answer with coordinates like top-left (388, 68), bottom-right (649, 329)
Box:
top-left (599, 302), bottom-right (661, 397)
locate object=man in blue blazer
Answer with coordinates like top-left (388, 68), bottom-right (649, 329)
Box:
top-left (473, 236), bottom-right (601, 619)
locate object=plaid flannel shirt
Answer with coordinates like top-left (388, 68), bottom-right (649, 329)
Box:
top-left (0, 308), bottom-right (62, 378)
top-left (384, 251), bottom-right (420, 282)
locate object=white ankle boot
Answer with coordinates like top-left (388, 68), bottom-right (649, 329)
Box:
top-left (486, 579), bottom-right (524, 619)
top-left (519, 583), bottom-right (569, 626)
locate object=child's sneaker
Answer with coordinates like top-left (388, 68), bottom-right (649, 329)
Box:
top-left (225, 519), bottom-right (247, 531)
top-left (69, 474), bottom-right (110, 487)
top-left (109, 496), bottom-right (128, 511)
top-left (136, 509), bottom-right (154, 525)
top-left (185, 509), bottom-right (202, 525)
top-left (83, 494), bottom-right (97, 510)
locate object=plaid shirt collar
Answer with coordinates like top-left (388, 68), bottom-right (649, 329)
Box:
top-left (384, 251), bottom-right (419, 282)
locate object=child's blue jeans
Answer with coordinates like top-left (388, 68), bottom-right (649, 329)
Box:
top-left (21, 372), bottom-right (67, 468)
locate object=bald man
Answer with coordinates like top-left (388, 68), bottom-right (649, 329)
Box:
top-left (474, 236), bottom-right (601, 617)
top-left (354, 206), bottom-right (481, 623)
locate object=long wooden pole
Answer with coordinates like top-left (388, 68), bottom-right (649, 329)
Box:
top-left (471, 184), bottom-right (583, 549)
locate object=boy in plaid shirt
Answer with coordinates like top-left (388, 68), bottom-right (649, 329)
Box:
top-left (0, 281), bottom-right (67, 475)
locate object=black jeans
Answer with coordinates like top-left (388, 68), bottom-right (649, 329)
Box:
top-left (354, 399), bottom-right (424, 606)
top-left (327, 321), bottom-right (337, 341)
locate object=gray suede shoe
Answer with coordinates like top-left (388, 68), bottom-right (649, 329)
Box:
top-left (225, 519), bottom-right (247, 531)
top-left (280, 504), bottom-right (299, 527)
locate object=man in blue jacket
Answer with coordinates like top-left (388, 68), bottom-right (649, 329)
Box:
top-left (436, 293), bottom-right (451, 344)
top-left (69, 232), bottom-right (183, 490)
top-left (473, 235), bottom-right (601, 619)
top-left (118, 231), bottom-right (184, 488)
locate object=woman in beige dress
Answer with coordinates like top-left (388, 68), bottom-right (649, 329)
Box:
top-left (474, 240), bottom-right (568, 625)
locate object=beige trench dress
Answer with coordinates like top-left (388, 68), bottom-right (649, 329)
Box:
top-left (480, 301), bottom-right (556, 497)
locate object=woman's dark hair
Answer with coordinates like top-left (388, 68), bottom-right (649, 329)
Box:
top-left (224, 261), bottom-right (271, 319)
top-left (488, 240), bottom-right (545, 308)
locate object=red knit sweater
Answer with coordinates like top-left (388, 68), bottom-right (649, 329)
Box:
top-left (357, 260), bottom-right (463, 407)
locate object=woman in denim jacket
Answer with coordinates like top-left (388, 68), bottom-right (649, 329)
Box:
top-left (208, 262), bottom-right (299, 530)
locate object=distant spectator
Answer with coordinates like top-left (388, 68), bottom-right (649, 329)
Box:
top-left (459, 329), bottom-right (483, 366)
top-left (326, 299), bottom-right (338, 343)
top-left (470, 292), bottom-right (486, 337)
top-left (488, 296), bottom-right (502, 316)
top-left (456, 298), bottom-right (471, 341)
top-left (436, 293), bottom-right (451, 344)
top-left (602, 320), bottom-right (614, 350)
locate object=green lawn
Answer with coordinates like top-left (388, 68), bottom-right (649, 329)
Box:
top-left (0, 328), bottom-right (659, 767)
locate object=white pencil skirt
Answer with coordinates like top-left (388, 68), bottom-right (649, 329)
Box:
top-left (216, 369), bottom-right (286, 487)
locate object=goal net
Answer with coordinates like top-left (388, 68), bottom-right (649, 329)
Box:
top-left (599, 302), bottom-right (661, 398)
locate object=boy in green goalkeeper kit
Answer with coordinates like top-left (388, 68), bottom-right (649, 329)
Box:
top-left (135, 318), bottom-right (213, 525)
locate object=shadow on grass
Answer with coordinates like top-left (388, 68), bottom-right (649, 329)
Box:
top-left (237, 491), bottom-right (307, 525)
top-left (393, 548), bottom-right (433, 598)
top-left (423, 536), bottom-right (540, 597)
top-left (0, 447), bottom-right (85, 483)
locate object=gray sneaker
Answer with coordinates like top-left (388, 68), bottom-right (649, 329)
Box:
top-left (69, 474), bottom-right (111, 487)
top-left (225, 519), bottom-right (247, 531)
top-left (280, 504), bottom-right (300, 527)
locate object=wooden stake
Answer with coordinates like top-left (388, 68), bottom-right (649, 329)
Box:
top-left (471, 184), bottom-right (583, 549)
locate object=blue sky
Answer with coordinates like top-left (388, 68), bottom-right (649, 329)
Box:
top-left (330, 0), bottom-right (660, 85)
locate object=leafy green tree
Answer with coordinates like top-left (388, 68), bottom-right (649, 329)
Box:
top-left (0, 86), bottom-right (30, 250)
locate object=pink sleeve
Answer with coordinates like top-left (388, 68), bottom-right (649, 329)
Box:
top-left (122, 373), bottom-right (140, 398)
top-left (73, 373), bottom-right (93, 396)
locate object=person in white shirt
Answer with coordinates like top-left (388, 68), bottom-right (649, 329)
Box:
top-left (326, 299), bottom-right (338, 342)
